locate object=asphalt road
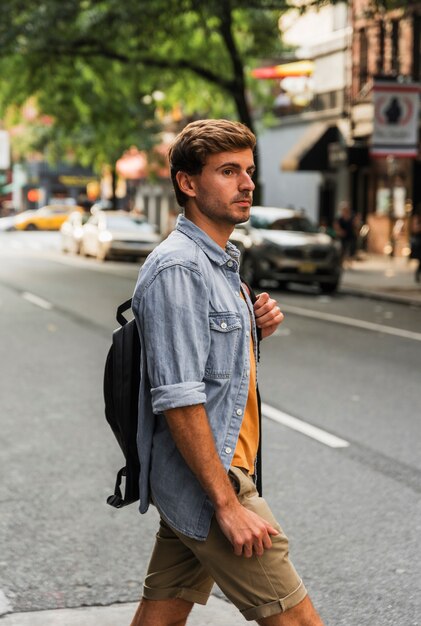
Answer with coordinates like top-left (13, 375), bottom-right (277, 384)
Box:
top-left (0, 232), bottom-right (420, 626)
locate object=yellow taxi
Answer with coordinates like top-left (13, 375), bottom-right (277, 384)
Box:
top-left (13, 205), bottom-right (84, 231)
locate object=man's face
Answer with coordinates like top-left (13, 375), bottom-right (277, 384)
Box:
top-left (185, 149), bottom-right (255, 226)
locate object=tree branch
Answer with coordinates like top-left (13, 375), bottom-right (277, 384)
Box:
top-left (39, 38), bottom-right (235, 93)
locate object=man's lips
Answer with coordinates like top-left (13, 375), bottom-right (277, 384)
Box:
top-left (233, 198), bottom-right (252, 206)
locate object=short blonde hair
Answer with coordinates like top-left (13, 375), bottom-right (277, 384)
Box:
top-left (168, 119), bottom-right (256, 207)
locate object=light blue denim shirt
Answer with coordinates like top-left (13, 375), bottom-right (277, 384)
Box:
top-left (132, 215), bottom-right (258, 540)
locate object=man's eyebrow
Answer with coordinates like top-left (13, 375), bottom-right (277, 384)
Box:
top-left (216, 162), bottom-right (256, 171)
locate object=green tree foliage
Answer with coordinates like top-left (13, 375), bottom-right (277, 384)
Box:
top-left (0, 0), bottom-right (290, 173)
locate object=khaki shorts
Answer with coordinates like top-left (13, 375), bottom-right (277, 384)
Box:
top-left (143, 467), bottom-right (307, 621)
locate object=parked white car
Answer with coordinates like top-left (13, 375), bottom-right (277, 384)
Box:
top-left (80, 210), bottom-right (160, 261)
top-left (60, 210), bottom-right (90, 254)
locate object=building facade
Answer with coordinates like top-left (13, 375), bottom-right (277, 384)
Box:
top-left (350, 0), bottom-right (421, 255)
top-left (258, 1), bottom-right (421, 256)
top-left (258, 2), bottom-right (352, 225)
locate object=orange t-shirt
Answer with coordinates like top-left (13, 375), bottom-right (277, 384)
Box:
top-left (232, 295), bottom-right (259, 474)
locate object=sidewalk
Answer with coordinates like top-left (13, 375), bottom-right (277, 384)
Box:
top-left (0, 595), bottom-right (245, 625)
top-left (340, 253), bottom-right (421, 306)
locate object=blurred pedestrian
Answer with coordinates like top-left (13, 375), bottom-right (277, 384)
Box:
top-left (130, 119), bottom-right (325, 626)
top-left (410, 212), bottom-right (421, 283)
top-left (334, 202), bottom-right (358, 266)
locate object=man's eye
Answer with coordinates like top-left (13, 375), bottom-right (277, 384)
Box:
top-left (223, 169), bottom-right (233, 176)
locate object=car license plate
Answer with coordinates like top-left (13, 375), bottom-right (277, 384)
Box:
top-left (298, 262), bottom-right (316, 273)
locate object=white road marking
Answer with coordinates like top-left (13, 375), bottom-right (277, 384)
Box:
top-left (22, 292), bottom-right (53, 310)
top-left (280, 303), bottom-right (421, 342)
top-left (262, 403), bottom-right (350, 448)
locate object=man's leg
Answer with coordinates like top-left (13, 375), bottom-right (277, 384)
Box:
top-left (130, 597), bottom-right (194, 626)
top-left (132, 518), bottom-right (214, 626)
top-left (257, 595), bottom-right (324, 626)
top-left (171, 469), bottom-right (323, 624)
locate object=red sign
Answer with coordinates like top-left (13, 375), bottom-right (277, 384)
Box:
top-left (371, 81), bottom-right (420, 158)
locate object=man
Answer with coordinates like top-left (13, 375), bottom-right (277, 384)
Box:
top-left (130, 119), bottom-right (324, 625)
top-left (334, 202), bottom-right (358, 266)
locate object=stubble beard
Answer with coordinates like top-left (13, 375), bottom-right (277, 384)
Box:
top-left (196, 194), bottom-right (252, 226)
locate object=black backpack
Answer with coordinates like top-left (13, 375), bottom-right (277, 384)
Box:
top-left (104, 298), bottom-right (141, 508)
top-left (104, 286), bottom-right (263, 509)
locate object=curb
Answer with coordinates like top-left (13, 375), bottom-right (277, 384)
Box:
top-left (0, 595), bottom-right (244, 626)
top-left (339, 286), bottom-right (421, 308)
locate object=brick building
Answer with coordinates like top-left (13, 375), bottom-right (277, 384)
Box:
top-left (350, 0), bottom-right (421, 255)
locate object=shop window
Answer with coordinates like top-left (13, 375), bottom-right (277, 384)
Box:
top-left (313, 90), bottom-right (340, 111)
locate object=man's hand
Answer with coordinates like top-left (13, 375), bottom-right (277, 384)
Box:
top-left (215, 500), bottom-right (279, 558)
top-left (254, 292), bottom-right (284, 339)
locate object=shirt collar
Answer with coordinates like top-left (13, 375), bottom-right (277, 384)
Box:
top-left (176, 214), bottom-right (240, 267)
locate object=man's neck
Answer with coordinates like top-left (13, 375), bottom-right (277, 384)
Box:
top-left (184, 210), bottom-right (233, 250)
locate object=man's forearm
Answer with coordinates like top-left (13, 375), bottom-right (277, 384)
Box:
top-left (164, 403), bottom-right (279, 556)
top-left (163, 404), bottom-right (237, 510)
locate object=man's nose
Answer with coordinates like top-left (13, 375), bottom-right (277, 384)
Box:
top-left (239, 171), bottom-right (255, 191)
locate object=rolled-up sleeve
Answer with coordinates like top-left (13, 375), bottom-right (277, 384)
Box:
top-left (138, 263), bottom-right (210, 413)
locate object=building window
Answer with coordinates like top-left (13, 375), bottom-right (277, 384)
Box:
top-left (359, 28), bottom-right (369, 90)
top-left (391, 19), bottom-right (400, 75)
top-left (377, 21), bottom-right (385, 74)
top-left (413, 13), bottom-right (421, 81)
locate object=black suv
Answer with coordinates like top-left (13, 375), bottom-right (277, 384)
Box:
top-left (230, 206), bottom-right (342, 293)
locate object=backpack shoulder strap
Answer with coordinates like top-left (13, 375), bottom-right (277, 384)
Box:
top-left (241, 279), bottom-right (262, 349)
top-left (116, 298), bottom-right (133, 326)
top-left (240, 278), bottom-right (263, 497)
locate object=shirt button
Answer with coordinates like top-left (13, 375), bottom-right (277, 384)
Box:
top-left (236, 408), bottom-right (242, 416)
top-left (221, 322), bottom-right (227, 329)
top-left (227, 260), bottom-right (233, 267)
top-left (246, 370), bottom-right (250, 377)
top-left (246, 330), bottom-right (250, 337)
top-left (225, 447), bottom-right (232, 454)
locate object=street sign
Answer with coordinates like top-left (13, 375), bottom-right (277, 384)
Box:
top-left (371, 80), bottom-right (420, 157)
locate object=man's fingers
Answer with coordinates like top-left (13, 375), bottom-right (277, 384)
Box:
top-left (243, 543), bottom-right (254, 558)
top-left (256, 304), bottom-right (284, 328)
top-left (252, 540), bottom-right (264, 557)
top-left (255, 291), bottom-right (269, 306)
top-left (219, 504), bottom-right (280, 557)
top-left (260, 524), bottom-right (279, 550)
top-left (254, 293), bottom-right (281, 316)
top-left (254, 293), bottom-right (270, 314)
top-left (242, 524), bottom-right (279, 557)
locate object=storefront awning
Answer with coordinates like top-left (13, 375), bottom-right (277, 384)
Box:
top-left (251, 60), bottom-right (314, 80)
top-left (281, 123), bottom-right (341, 172)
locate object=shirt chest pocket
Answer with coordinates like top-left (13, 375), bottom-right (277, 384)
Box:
top-left (205, 312), bottom-right (242, 379)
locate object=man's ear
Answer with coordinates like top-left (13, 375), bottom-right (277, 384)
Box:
top-left (176, 171), bottom-right (197, 198)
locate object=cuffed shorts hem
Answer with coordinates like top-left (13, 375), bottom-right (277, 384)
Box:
top-left (143, 584), bottom-right (209, 606)
top-left (241, 580), bottom-right (308, 621)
